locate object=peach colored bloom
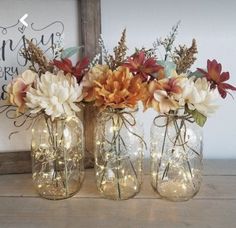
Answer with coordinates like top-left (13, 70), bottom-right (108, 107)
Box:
top-left (7, 70), bottom-right (37, 113)
top-left (143, 77), bottom-right (182, 113)
top-left (94, 66), bottom-right (146, 109)
top-left (82, 64), bottom-right (109, 102)
top-left (143, 80), bottom-right (162, 111)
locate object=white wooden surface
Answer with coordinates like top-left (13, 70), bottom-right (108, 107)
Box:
top-left (0, 160), bottom-right (235, 228)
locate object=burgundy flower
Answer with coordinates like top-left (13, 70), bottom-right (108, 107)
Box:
top-left (53, 57), bottom-right (89, 83)
top-left (123, 51), bottom-right (163, 82)
top-left (197, 59), bottom-right (236, 98)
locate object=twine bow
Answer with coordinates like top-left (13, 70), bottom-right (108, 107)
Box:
top-left (153, 113), bottom-right (195, 128)
top-left (99, 108), bottom-right (147, 150)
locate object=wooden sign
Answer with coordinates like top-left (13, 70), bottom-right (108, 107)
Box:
top-left (0, 0), bottom-right (101, 173)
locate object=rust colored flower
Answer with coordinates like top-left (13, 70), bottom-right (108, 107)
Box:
top-left (94, 66), bottom-right (146, 109)
top-left (53, 57), bottom-right (89, 83)
top-left (122, 51), bottom-right (164, 82)
top-left (197, 59), bottom-right (236, 98)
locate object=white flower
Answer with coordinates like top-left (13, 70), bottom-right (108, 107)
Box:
top-left (178, 77), bottom-right (218, 116)
top-left (26, 71), bottom-right (83, 119)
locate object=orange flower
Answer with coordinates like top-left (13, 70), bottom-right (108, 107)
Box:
top-left (94, 66), bottom-right (146, 109)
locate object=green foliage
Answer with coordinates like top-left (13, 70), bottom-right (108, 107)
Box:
top-left (186, 106), bottom-right (207, 127)
top-left (61, 46), bottom-right (83, 59)
top-left (189, 70), bottom-right (204, 78)
top-left (157, 60), bottom-right (176, 77)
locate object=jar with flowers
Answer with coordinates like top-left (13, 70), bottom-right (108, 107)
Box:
top-left (142, 24), bottom-right (236, 201)
top-left (87, 30), bottom-right (149, 200)
top-left (2, 40), bottom-right (90, 200)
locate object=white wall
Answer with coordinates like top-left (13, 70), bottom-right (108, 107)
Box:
top-left (101, 0), bottom-right (236, 158)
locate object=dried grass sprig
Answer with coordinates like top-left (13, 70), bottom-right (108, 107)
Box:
top-left (134, 47), bottom-right (157, 59)
top-left (173, 39), bottom-right (198, 74)
top-left (98, 29), bottom-right (128, 70)
top-left (109, 28), bottom-right (128, 69)
top-left (153, 21), bottom-right (181, 61)
top-left (22, 39), bottom-right (53, 75)
top-left (98, 35), bottom-right (110, 67)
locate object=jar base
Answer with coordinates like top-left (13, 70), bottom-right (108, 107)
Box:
top-left (151, 182), bottom-right (200, 202)
top-left (98, 181), bottom-right (140, 200)
top-left (37, 189), bottom-right (79, 200)
top-left (33, 173), bottom-right (85, 200)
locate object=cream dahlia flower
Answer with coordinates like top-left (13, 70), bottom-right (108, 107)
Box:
top-left (178, 77), bottom-right (218, 116)
top-left (26, 71), bottom-right (83, 119)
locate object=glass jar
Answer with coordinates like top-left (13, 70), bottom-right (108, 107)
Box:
top-left (150, 112), bottom-right (203, 201)
top-left (31, 114), bottom-right (84, 200)
top-left (95, 108), bottom-right (144, 200)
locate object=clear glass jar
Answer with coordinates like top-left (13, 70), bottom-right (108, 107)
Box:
top-left (150, 112), bottom-right (203, 201)
top-left (95, 108), bottom-right (144, 200)
top-left (31, 114), bottom-right (84, 200)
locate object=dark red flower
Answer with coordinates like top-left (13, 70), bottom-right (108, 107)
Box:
top-left (197, 59), bottom-right (236, 98)
top-left (53, 57), bottom-right (89, 83)
top-left (122, 51), bottom-right (163, 82)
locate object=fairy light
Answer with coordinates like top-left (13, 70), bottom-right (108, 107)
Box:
top-left (152, 172), bottom-right (157, 177)
top-left (95, 109), bottom-right (144, 200)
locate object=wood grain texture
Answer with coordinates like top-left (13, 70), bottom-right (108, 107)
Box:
top-left (0, 198), bottom-right (235, 228)
top-left (0, 171), bottom-right (236, 199)
top-left (0, 151), bottom-right (31, 174)
top-left (80, 0), bottom-right (101, 168)
top-left (0, 160), bottom-right (236, 228)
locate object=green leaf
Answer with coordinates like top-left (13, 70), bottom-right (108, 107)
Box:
top-left (61, 46), bottom-right (83, 59)
top-left (186, 107), bottom-right (207, 127)
top-left (157, 60), bottom-right (176, 77)
top-left (188, 70), bottom-right (204, 78)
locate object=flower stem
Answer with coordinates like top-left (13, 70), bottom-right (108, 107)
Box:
top-left (161, 117), bottom-right (184, 180)
top-left (115, 116), bottom-right (121, 199)
top-left (156, 117), bottom-right (169, 187)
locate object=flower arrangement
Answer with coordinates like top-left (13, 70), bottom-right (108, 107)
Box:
top-left (0, 39), bottom-right (91, 199)
top-left (84, 30), bottom-right (149, 110)
top-left (1, 39), bottom-right (90, 127)
top-left (85, 25), bottom-right (236, 127)
top-left (132, 22), bottom-right (236, 201)
top-left (0, 23), bottom-right (235, 201)
top-left (133, 23), bottom-right (236, 126)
